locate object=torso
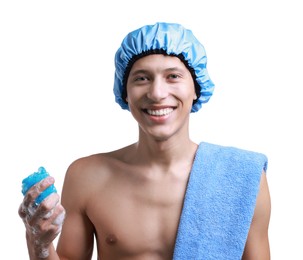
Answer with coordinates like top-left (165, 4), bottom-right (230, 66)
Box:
top-left (79, 144), bottom-right (195, 259)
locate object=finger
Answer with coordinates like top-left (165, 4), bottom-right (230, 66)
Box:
top-left (27, 193), bottom-right (60, 225)
top-left (46, 204), bottom-right (66, 234)
top-left (33, 205), bottom-right (66, 244)
top-left (26, 201), bottom-right (65, 240)
top-left (49, 203), bottom-right (65, 227)
top-left (38, 193), bottom-right (60, 219)
top-left (23, 176), bottom-right (55, 208)
top-left (52, 210), bottom-right (66, 226)
top-left (18, 199), bottom-right (38, 221)
top-left (18, 202), bottom-right (28, 219)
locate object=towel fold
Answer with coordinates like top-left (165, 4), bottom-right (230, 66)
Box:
top-left (173, 142), bottom-right (268, 260)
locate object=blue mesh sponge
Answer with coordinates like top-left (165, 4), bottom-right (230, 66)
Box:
top-left (21, 166), bottom-right (57, 205)
top-left (114, 22), bottom-right (215, 113)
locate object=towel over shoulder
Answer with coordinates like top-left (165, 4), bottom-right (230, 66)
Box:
top-left (173, 142), bottom-right (268, 260)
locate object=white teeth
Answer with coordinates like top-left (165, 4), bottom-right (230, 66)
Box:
top-left (146, 108), bottom-right (173, 116)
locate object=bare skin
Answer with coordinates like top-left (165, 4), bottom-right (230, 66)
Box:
top-left (19, 54), bottom-right (271, 259)
top-left (242, 171), bottom-right (271, 260)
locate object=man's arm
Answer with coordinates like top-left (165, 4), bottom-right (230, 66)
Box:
top-left (55, 160), bottom-right (96, 260)
top-left (19, 160), bottom-right (95, 260)
top-left (242, 171), bottom-right (271, 260)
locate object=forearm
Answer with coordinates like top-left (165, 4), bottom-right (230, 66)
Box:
top-left (26, 231), bottom-right (60, 260)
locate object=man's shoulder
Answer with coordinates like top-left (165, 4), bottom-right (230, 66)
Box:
top-left (200, 141), bottom-right (267, 159)
top-left (198, 141), bottom-right (268, 172)
top-left (66, 144), bottom-right (134, 176)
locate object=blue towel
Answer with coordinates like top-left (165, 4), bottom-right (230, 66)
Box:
top-left (173, 142), bottom-right (268, 260)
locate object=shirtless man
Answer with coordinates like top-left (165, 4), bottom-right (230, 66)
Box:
top-left (19, 22), bottom-right (271, 260)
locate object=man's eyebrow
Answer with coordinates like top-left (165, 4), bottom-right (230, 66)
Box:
top-left (129, 67), bottom-right (186, 77)
top-left (165, 67), bottom-right (185, 72)
top-left (129, 69), bottom-right (149, 77)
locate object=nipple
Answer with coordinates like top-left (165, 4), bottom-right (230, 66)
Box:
top-left (106, 234), bottom-right (117, 245)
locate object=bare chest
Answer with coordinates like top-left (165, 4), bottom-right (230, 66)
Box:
top-left (88, 173), bottom-right (188, 259)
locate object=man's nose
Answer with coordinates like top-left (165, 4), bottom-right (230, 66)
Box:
top-left (146, 78), bottom-right (168, 101)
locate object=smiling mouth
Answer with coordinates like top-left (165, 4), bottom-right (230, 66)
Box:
top-left (144, 108), bottom-right (174, 116)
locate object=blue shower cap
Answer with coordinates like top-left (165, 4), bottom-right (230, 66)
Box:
top-left (114, 22), bottom-right (215, 112)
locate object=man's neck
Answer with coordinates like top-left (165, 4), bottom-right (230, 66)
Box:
top-left (135, 136), bottom-right (198, 167)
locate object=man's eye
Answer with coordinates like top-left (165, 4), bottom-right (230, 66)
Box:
top-left (168, 74), bottom-right (180, 79)
top-left (134, 76), bottom-right (147, 81)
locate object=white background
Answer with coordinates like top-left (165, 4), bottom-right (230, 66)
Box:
top-left (1, 0), bottom-right (302, 259)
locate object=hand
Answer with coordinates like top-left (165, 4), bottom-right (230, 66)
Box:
top-left (18, 176), bottom-right (66, 258)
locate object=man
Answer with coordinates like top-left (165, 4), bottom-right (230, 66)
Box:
top-left (19, 22), bottom-right (271, 259)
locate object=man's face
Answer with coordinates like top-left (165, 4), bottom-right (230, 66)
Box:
top-left (126, 54), bottom-right (197, 141)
